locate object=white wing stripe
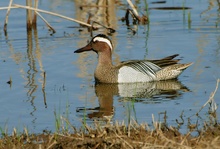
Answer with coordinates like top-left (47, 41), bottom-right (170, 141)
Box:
top-left (141, 62), bottom-right (156, 75)
top-left (127, 61), bottom-right (161, 79)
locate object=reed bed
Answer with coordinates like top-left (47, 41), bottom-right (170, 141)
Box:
top-left (1, 0), bottom-right (148, 35)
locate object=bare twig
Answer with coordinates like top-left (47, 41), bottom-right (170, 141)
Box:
top-left (12, 4), bottom-right (93, 28)
top-left (92, 21), bottom-right (115, 33)
top-left (195, 79), bottom-right (220, 115)
top-left (0, 6), bottom-right (17, 10)
top-left (35, 11), bottom-right (56, 33)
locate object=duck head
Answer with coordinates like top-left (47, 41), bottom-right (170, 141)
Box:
top-left (74, 34), bottom-right (113, 54)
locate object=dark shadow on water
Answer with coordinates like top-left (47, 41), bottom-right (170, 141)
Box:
top-left (76, 80), bottom-right (190, 121)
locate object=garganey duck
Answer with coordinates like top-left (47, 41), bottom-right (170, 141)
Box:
top-left (74, 34), bottom-right (193, 83)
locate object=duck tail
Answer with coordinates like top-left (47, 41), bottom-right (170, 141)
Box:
top-left (162, 54), bottom-right (179, 60)
top-left (177, 62), bottom-right (193, 70)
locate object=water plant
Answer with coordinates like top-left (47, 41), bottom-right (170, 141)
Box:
top-left (188, 11), bottom-right (192, 29)
top-left (53, 98), bottom-right (72, 134)
top-left (182, 0), bottom-right (186, 23)
top-left (0, 125), bottom-right (8, 137)
top-left (54, 109), bottom-right (61, 133)
top-left (144, 0), bottom-right (150, 23)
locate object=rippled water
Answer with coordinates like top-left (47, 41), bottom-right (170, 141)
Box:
top-left (0, 0), bottom-right (220, 134)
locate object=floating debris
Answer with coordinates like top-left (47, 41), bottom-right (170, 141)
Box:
top-left (149, 7), bottom-right (192, 10)
top-left (151, 1), bottom-right (166, 4)
top-left (7, 76), bottom-right (12, 87)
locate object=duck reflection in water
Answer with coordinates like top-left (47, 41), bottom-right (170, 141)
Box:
top-left (76, 80), bottom-right (190, 120)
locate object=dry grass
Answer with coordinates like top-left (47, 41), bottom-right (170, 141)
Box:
top-left (0, 121), bottom-right (220, 149)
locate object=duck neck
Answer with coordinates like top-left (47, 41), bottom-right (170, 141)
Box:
top-left (97, 51), bottom-right (113, 67)
top-left (95, 51), bottom-right (116, 83)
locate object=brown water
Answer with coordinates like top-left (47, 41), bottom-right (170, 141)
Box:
top-left (0, 0), bottom-right (220, 134)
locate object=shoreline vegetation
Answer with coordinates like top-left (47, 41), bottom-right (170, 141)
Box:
top-left (0, 117), bottom-right (220, 148)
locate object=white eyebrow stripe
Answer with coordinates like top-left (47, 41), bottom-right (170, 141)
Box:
top-left (93, 37), bottom-right (113, 50)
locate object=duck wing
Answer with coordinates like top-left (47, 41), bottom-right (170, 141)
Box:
top-left (118, 60), bottom-right (161, 78)
top-left (117, 54), bottom-right (180, 78)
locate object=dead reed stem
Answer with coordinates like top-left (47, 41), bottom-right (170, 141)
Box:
top-left (32, 0), bottom-right (38, 25)
top-left (4, 0), bottom-right (13, 34)
top-left (42, 71), bottom-right (47, 107)
top-left (26, 0), bottom-right (32, 30)
top-left (114, 131), bottom-right (133, 149)
top-left (126, 0), bottom-right (139, 17)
